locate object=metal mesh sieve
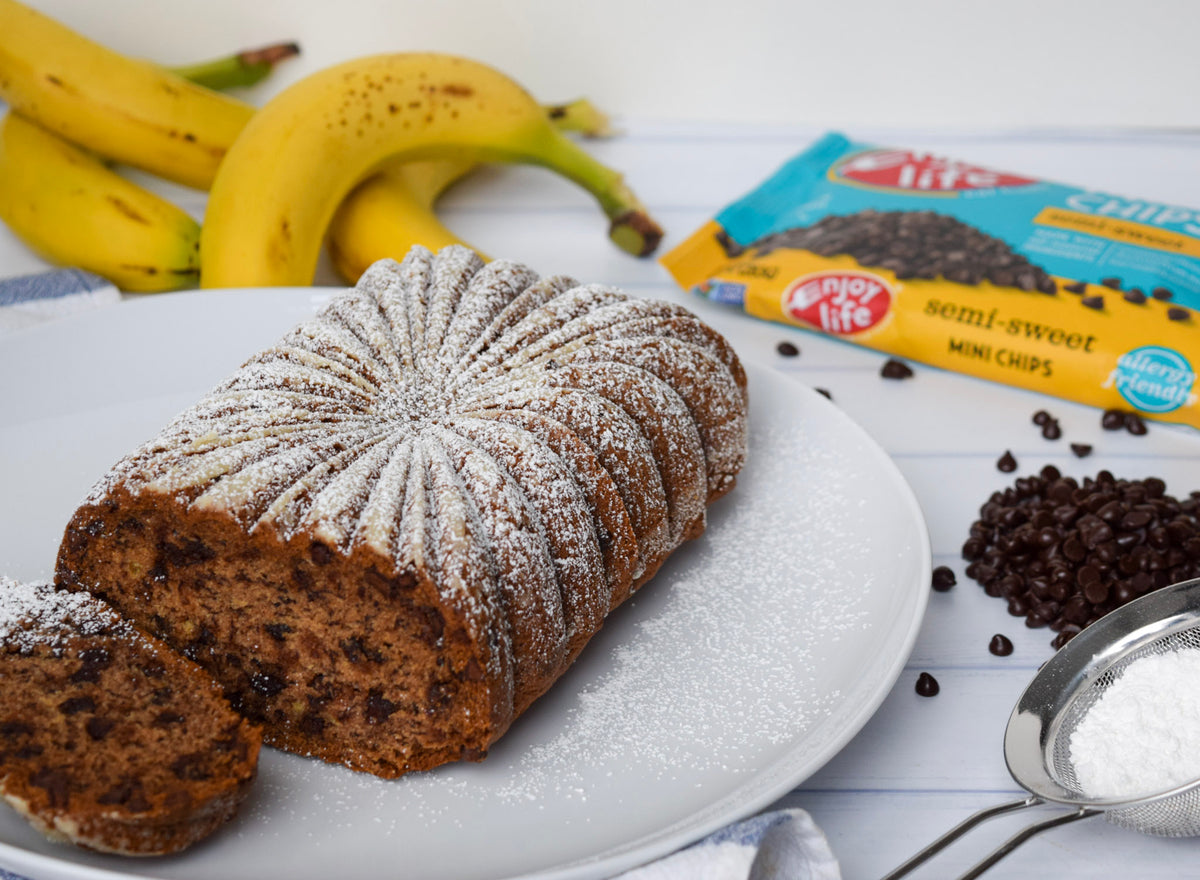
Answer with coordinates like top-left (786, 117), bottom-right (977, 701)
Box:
top-left (1043, 620), bottom-right (1200, 837)
top-left (883, 577), bottom-right (1200, 880)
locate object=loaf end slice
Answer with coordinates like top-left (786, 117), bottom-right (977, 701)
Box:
top-left (0, 577), bottom-right (261, 856)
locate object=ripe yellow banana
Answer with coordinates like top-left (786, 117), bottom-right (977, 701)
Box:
top-left (0, 113), bottom-right (201, 292)
top-left (201, 53), bottom-right (663, 288)
top-left (0, 0), bottom-right (253, 189)
top-left (0, 42), bottom-right (299, 292)
top-left (327, 98), bottom-right (615, 284)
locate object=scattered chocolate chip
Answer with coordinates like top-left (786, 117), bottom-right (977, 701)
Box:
top-left (881, 358), bottom-right (914, 379)
top-left (1063, 281), bottom-right (1087, 294)
top-left (1070, 443), bottom-right (1093, 458)
top-left (1124, 412), bottom-right (1148, 436)
top-left (1032, 410), bottom-right (1052, 426)
top-left (931, 566), bottom-right (957, 592)
top-left (1080, 295), bottom-right (1105, 310)
top-left (776, 341), bottom-right (800, 357)
top-left (1101, 409), bottom-right (1127, 431)
top-left (1123, 288), bottom-right (1147, 304)
top-left (1152, 286), bottom-right (1174, 301)
top-left (988, 634), bottom-right (1014, 656)
top-left (1041, 419), bottom-right (1062, 440)
top-left (997, 450), bottom-right (1018, 473)
top-left (915, 672), bottom-right (940, 697)
top-left (814, 387), bottom-right (833, 400)
top-left (1168, 306), bottom-right (1191, 322)
top-left (1100, 277), bottom-right (1123, 289)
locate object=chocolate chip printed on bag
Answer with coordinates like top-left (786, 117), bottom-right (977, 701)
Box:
top-left (661, 132), bottom-right (1199, 430)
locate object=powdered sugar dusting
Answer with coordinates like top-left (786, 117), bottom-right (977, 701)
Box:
top-left (0, 576), bottom-right (130, 651)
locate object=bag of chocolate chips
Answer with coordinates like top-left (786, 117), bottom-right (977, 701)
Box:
top-left (662, 132), bottom-right (1199, 429)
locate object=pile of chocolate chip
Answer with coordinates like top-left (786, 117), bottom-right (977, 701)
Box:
top-left (742, 209), bottom-right (1057, 292)
top-left (962, 467), bottom-right (1200, 648)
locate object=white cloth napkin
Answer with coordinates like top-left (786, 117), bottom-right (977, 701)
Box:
top-left (0, 268), bottom-right (120, 335)
top-left (615, 809), bottom-right (841, 880)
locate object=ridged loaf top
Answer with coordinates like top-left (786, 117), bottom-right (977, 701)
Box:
top-left (86, 246), bottom-right (749, 671)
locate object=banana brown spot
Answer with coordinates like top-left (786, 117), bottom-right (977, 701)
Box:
top-left (441, 83), bottom-right (473, 97)
top-left (106, 195), bottom-right (150, 225)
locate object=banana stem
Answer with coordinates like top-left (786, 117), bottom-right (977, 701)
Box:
top-left (543, 99), bottom-right (616, 139)
top-left (170, 42), bottom-right (301, 90)
top-left (530, 130), bottom-right (662, 257)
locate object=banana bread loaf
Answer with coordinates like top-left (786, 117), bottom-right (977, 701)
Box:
top-left (56, 245), bottom-right (749, 778)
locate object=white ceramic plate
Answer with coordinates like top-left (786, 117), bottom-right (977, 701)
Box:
top-left (0, 289), bottom-right (930, 880)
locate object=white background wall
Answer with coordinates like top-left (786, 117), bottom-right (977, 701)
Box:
top-left (22, 0), bottom-right (1200, 130)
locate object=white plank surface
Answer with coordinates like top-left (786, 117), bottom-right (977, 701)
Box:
top-left (2, 123), bottom-right (1200, 879)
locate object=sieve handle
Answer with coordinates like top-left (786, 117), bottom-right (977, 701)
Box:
top-left (956, 806), bottom-right (1100, 880)
top-left (879, 796), bottom-right (1042, 880)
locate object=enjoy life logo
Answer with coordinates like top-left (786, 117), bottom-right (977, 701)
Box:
top-left (782, 270), bottom-right (892, 335)
top-left (1106, 345), bottom-right (1196, 413)
top-left (833, 148), bottom-right (1039, 193)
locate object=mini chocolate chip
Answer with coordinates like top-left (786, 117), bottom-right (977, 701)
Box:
top-left (1041, 420), bottom-right (1062, 440)
top-left (1032, 410), bottom-right (1052, 426)
top-left (997, 450), bottom-right (1018, 473)
top-left (931, 566), bottom-right (957, 592)
top-left (776, 341), bottom-right (800, 357)
top-left (1101, 409), bottom-right (1126, 430)
top-left (1100, 277), bottom-right (1122, 289)
top-left (881, 358), bottom-right (914, 379)
top-left (1124, 413), bottom-right (1148, 435)
top-left (1063, 281), bottom-right (1087, 294)
top-left (170, 753), bottom-right (212, 781)
top-left (309, 542), bottom-right (333, 565)
top-left (30, 768), bottom-right (70, 808)
top-left (988, 634), bottom-right (1014, 656)
top-left (86, 716), bottom-right (116, 741)
top-left (1123, 288), bottom-right (1147, 304)
top-left (915, 672), bottom-right (940, 697)
top-left (1070, 443), bottom-right (1093, 458)
top-left (249, 671), bottom-right (287, 697)
top-left (1167, 306), bottom-right (1191, 322)
top-left (58, 696), bottom-right (95, 715)
top-left (1152, 286), bottom-right (1174, 301)
top-left (365, 687), bottom-right (400, 724)
top-left (1080, 295), bottom-right (1105, 310)
top-left (264, 622), bottom-right (293, 642)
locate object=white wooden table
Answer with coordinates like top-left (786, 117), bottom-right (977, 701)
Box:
top-left (2, 123), bottom-right (1199, 879)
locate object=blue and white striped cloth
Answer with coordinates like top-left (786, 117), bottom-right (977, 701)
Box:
top-left (0, 268), bottom-right (120, 334)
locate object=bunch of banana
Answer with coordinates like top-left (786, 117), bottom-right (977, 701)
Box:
top-left (0, 40), bottom-right (298, 291)
top-left (0, 0), bottom-right (658, 292)
top-left (199, 52), bottom-right (661, 287)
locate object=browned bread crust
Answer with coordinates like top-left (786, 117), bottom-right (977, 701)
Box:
top-left (0, 577), bottom-right (260, 855)
top-left (55, 246), bottom-right (748, 778)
